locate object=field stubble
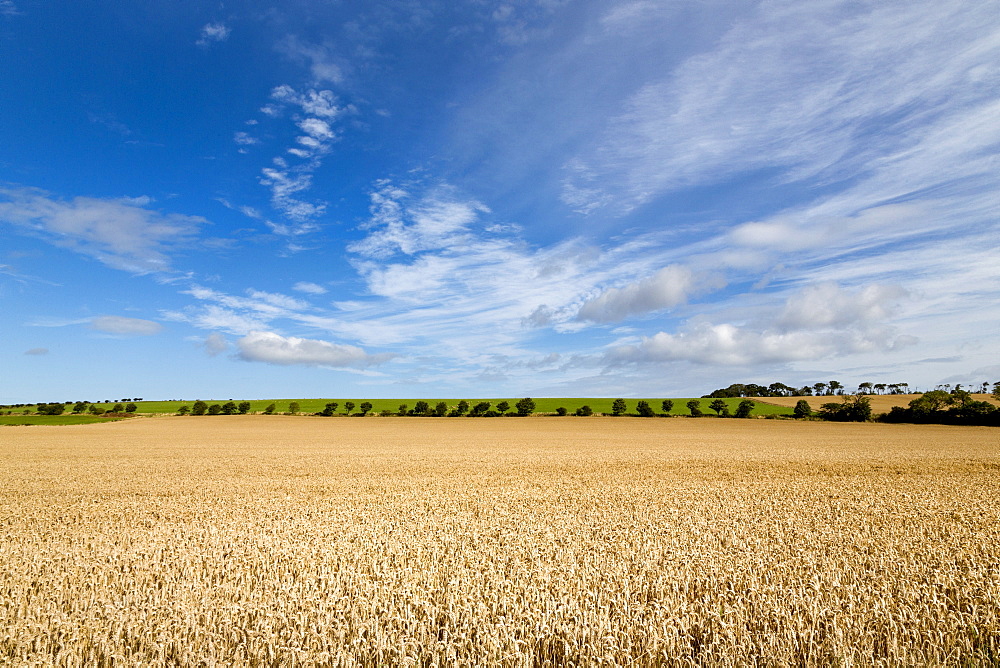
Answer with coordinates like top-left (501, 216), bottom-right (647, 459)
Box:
top-left (1, 417), bottom-right (998, 666)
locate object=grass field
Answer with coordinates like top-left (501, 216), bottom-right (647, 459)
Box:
top-left (1, 417), bottom-right (997, 664)
top-left (0, 414), bottom-right (127, 426)
top-left (5, 397), bottom-right (794, 416)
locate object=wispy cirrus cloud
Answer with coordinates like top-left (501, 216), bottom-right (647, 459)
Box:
top-left (0, 186), bottom-right (204, 273)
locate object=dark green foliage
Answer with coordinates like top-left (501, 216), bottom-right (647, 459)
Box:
top-left (449, 400), bottom-right (469, 417)
top-left (379, 409), bottom-right (393, 417)
top-left (37, 403), bottom-right (66, 415)
top-left (575, 405), bottom-right (593, 416)
top-left (469, 401), bottom-right (491, 416)
top-left (793, 399), bottom-right (812, 418)
top-left (263, 403), bottom-right (276, 415)
top-left (191, 401), bottom-right (208, 416)
top-left (555, 407), bottom-right (567, 416)
top-left (411, 401), bottom-right (429, 416)
top-left (611, 398), bottom-right (627, 416)
top-left (111, 403), bottom-right (125, 413)
top-left (221, 401), bottom-right (238, 415)
top-left (176, 405), bottom-right (190, 415)
top-left (636, 401), bottom-right (655, 417)
top-left (434, 401), bottom-right (448, 417)
top-left (819, 395), bottom-right (871, 422)
top-left (397, 404), bottom-right (408, 417)
top-left (734, 399), bottom-right (755, 418)
top-left (709, 399), bottom-right (728, 416)
top-left (661, 399), bottom-right (674, 415)
top-left (496, 401), bottom-right (510, 415)
top-left (343, 401), bottom-right (355, 415)
top-left (72, 402), bottom-right (88, 414)
top-left (515, 397), bottom-right (536, 416)
top-left (207, 404), bottom-right (222, 415)
top-left (687, 400), bottom-right (702, 417)
top-left (880, 391), bottom-right (999, 426)
top-left (237, 401), bottom-right (251, 414)
top-left (359, 401), bottom-right (373, 416)
top-left (125, 403), bottom-right (138, 413)
top-left (288, 402), bottom-right (300, 415)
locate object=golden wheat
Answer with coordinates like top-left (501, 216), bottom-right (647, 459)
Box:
top-left (1, 417), bottom-right (998, 665)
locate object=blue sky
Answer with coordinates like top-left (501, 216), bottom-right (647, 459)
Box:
top-left (2, 0), bottom-right (998, 403)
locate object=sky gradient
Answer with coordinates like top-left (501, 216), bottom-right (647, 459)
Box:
top-left (2, 0), bottom-right (998, 403)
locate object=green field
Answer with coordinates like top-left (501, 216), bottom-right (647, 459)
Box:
top-left (2, 397), bottom-right (794, 418)
top-left (0, 415), bottom-right (128, 426)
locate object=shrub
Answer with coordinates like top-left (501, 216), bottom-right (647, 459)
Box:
top-left (575, 405), bottom-right (593, 417)
top-left (207, 404), bottom-right (222, 415)
top-left (661, 399), bottom-right (674, 415)
top-left (515, 398), bottom-right (536, 416)
top-left (687, 400), bottom-right (703, 417)
top-left (636, 401), bottom-right (655, 417)
top-left (819, 395), bottom-right (872, 422)
top-left (111, 403), bottom-right (125, 414)
top-left (449, 400), bottom-right (469, 417)
top-left (177, 405), bottom-right (190, 415)
top-left (237, 402), bottom-right (251, 414)
top-left (734, 399), bottom-right (755, 419)
top-left (469, 401), bottom-right (491, 417)
top-left (434, 402), bottom-right (448, 417)
top-left (263, 403), bottom-right (276, 415)
top-left (398, 404), bottom-right (409, 417)
top-left (191, 401), bottom-right (208, 416)
top-left (411, 401), bottom-right (429, 416)
top-left (288, 402), bottom-right (300, 415)
top-left (611, 398), bottom-right (627, 416)
top-left (496, 401), bottom-right (510, 415)
top-left (556, 407), bottom-right (568, 416)
top-left (793, 399), bottom-right (812, 418)
top-left (359, 402), bottom-right (373, 416)
top-left (221, 402), bottom-right (238, 415)
top-left (125, 403), bottom-right (138, 413)
top-left (379, 409), bottom-right (393, 417)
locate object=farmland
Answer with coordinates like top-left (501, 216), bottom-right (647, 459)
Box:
top-left (2, 417), bottom-right (998, 665)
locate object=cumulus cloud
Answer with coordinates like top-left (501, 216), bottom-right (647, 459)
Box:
top-left (197, 22), bottom-right (230, 46)
top-left (90, 315), bottom-right (163, 336)
top-left (577, 265), bottom-right (722, 323)
top-left (293, 281), bottom-right (327, 295)
top-left (608, 282), bottom-right (914, 366)
top-left (233, 131), bottom-right (258, 146)
top-left (202, 333), bottom-right (229, 356)
top-left (0, 186), bottom-right (204, 273)
top-left (235, 331), bottom-right (394, 368)
top-left (23, 347), bottom-right (48, 355)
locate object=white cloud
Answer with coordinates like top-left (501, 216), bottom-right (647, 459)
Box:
top-left (235, 331), bottom-right (393, 368)
top-left (197, 22), bottom-right (230, 46)
top-left (577, 265), bottom-right (722, 323)
top-left (565, 1), bottom-right (1000, 213)
top-left (293, 281), bottom-right (327, 295)
top-left (23, 347), bottom-right (48, 355)
top-left (1, 0), bottom-right (20, 16)
top-left (202, 333), bottom-right (229, 356)
top-left (0, 186), bottom-right (204, 273)
top-left (276, 37), bottom-right (344, 85)
top-left (90, 315), bottom-right (163, 336)
top-left (607, 282), bottom-right (914, 367)
top-left (233, 131), bottom-right (258, 146)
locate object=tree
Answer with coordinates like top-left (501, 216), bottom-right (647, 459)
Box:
top-left (874, 383), bottom-right (886, 395)
top-left (207, 404), bottom-right (223, 415)
top-left (496, 401), bottom-right (510, 415)
top-left (221, 401), bottom-right (238, 415)
top-left (469, 401), bottom-right (491, 416)
top-left (125, 403), bottom-right (137, 413)
top-left (37, 403), bottom-right (66, 415)
top-left (687, 400), bottom-right (703, 417)
top-left (515, 397), bottom-right (536, 416)
top-left (449, 400), bottom-right (469, 417)
top-left (813, 382), bottom-right (827, 396)
top-left (263, 403), bottom-right (276, 415)
top-left (829, 380), bottom-right (843, 395)
top-left (793, 399), bottom-right (812, 418)
top-left (857, 382), bottom-right (873, 395)
top-left (343, 401), bottom-right (355, 415)
top-left (411, 401), bottom-right (428, 416)
top-left (434, 401), bottom-right (448, 417)
top-left (611, 398), bottom-right (627, 416)
top-left (192, 401), bottom-right (208, 416)
top-left (575, 405), bottom-right (593, 416)
top-left (818, 395), bottom-right (871, 422)
top-left (398, 403), bottom-right (409, 416)
top-left (176, 405), bottom-right (190, 415)
top-left (237, 401), bottom-right (251, 414)
top-left (661, 399), bottom-right (674, 415)
top-left (359, 401), bottom-right (373, 416)
top-left (734, 399), bottom-right (755, 418)
top-left (288, 402), bottom-right (300, 415)
top-left (636, 400), bottom-right (655, 417)
top-left (72, 401), bottom-right (88, 414)
top-left (111, 403), bottom-right (125, 413)
top-left (89, 404), bottom-right (106, 415)
top-left (993, 382), bottom-right (1000, 402)
top-left (709, 399), bottom-right (728, 416)
top-left (555, 407), bottom-right (567, 416)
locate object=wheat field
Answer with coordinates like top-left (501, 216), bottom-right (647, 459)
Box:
top-left (2, 417), bottom-right (998, 666)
